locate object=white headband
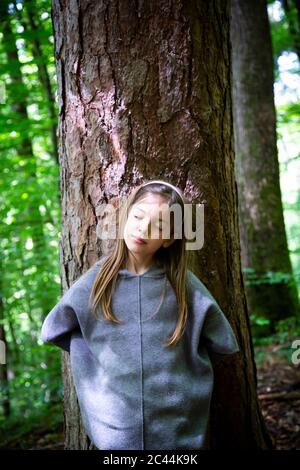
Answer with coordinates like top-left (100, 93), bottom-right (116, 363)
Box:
top-left (141, 180), bottom-right (185, 205)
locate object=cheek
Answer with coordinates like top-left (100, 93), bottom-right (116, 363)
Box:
top-left (123, 221), bottom-right (131, 238)
top-left (124, 218), bottom-right (135, 236)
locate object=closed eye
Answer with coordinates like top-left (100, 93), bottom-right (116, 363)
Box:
top-left (133, 214), bottom-right (163, 231)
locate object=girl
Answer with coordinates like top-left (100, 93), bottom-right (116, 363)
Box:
top-left (40, 179), bottom-right (240, 450)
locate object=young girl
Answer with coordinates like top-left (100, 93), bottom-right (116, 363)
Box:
top-left (40, 179), bottom-right (240, 451)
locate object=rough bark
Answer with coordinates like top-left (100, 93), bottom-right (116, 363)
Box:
top-left (231, 0), bottom-right (299, 334)
top-left (52, 0), bottom-right (273, 449)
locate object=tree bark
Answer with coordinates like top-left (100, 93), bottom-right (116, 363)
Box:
top-left (231, 0), bottom-right (299, 334)
top-left (52, 0), bottom-right (273, 449)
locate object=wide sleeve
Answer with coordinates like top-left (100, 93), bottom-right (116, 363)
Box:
top-left (40, 296), bottom-right (80, 353)
top-left (40, 258), bottom-right (107, 352)
top-left (40, 258), bottom-right (107, 353)
top-left (201, 303), bottom-right (240, 365)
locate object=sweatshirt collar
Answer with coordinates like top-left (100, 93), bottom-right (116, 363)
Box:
top-left (118, 263), bottom-right (166, 278)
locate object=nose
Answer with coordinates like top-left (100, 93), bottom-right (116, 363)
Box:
top-left (139, 220), bottom-right (162, 240)
top-left (137, 218), bottom-right (152, 238)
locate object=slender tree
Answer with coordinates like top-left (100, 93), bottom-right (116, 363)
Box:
top-left (52, 0), bottom-right (273, 449)
top-left (231, 0), bottom-right (299, 334)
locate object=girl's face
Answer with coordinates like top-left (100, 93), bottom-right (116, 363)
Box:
top-left (123, 193), bottom-right (175, 257)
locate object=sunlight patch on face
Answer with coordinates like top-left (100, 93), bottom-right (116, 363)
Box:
top-left (129, 201), bottom-right (174, 240)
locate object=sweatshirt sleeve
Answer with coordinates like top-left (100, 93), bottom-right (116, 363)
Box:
top-left (40, 296), bottom-right (80, 353)
top-left (39, 259), bottom-right (105, 353)
top-left (201, 302), bottom-right (240, 365)
top-left (186, 270), bottom-right (240, 366)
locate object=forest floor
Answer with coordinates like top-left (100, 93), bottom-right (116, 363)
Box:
top-left (0, 343), bottom-right (299, 450)
top-left (255, 342), bottom-right (300, 450)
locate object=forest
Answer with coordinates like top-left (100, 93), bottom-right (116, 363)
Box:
top-left (0, 0), bottom-right (299, 453)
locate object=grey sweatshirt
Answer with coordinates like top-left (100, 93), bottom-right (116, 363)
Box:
top-left (40, 256), bottom-right (240, 450)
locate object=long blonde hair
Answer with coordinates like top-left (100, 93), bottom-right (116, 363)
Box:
top-left (89, 180), bottom-right (193, 347)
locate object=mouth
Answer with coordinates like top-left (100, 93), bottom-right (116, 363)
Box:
top-left (131, 235), bottom-right (147, 245)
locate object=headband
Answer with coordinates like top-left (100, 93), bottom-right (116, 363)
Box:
top-left (141, 180), bottom-right (185, 206)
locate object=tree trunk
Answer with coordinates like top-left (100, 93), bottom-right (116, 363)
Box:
top-left (230, 0), bottom-right (299, 335)
top-left (52, 0), bottom-right (273, 449)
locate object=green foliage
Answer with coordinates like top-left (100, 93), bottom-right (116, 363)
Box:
top-left (268, 0), bottom-right (300, 77)
top-left (243, 267), bottom-right (300, 288)
top-left (250, 313), bottom-right (271, 327)
top-left (270, 12), bottom-right (297, 67)
top-left (0, 401), bottom-right (63, 449)
top-left (252, 314), bottom-right (300, 369)
top-left (274, 315), bottom-right (300, 340)
top-left (277, 102), bottom-right (300, 128)
top-left (252, 315), bottom-right (300, 346)
top-left (0, 0), bottom-right (63, 426)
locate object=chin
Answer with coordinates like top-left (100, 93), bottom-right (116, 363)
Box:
top-left (125, 238), bottom-right (140, 250)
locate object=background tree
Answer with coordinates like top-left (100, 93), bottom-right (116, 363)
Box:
top-left (230, 0), bottom-right (299, 335)
top-left (51, 0), bottom-right (272, 449)
top-left (280, 0), bottom-right (300, 62)
top-left (268, 0), bottom-right (300, 299)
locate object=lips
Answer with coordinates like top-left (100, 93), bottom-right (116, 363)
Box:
top-left (131, 235), bottom-right (146, 245)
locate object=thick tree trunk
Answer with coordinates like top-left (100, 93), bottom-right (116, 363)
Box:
top-left (231, 0), bottom-right (299, 334)
top-left (52, 0), bottom-right (273, 449)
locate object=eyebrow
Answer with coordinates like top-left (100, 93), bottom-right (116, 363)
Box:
top-left (134, 207), bottom-right (166, 222)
